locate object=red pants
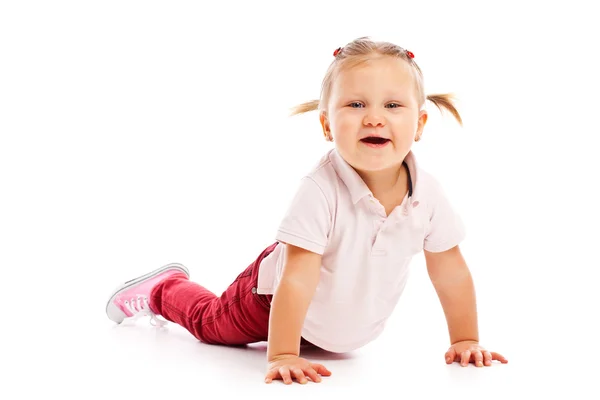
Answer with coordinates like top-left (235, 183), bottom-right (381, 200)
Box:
top-left (150, 242), bottom-right (279, 345)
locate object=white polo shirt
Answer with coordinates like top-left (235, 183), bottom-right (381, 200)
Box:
top-left (257, 148), bottom-right (466, 353)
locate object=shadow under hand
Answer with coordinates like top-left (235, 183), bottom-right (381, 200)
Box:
top-left (246, 341), bottom-right (356, 361)
top-left (298, 343), bottom-right (356, 360)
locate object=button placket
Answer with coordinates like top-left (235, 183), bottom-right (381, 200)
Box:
top-left (372, 216), bottom-right (388, 256)
top-left (373, 218), bottom-right (384, 231)
top-left (366, 198), bottom-right (386, 220)
top-left (371, 218), bottom-right (382, 246)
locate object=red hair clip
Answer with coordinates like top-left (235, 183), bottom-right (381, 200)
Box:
top-left (406, 50), bottom-right (415, 59)
top-left (333, 47), bottom-right (343, 57)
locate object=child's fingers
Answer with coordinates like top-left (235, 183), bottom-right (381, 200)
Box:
top-left (265, 367), bottom-right (283, 384)
top-left (483, 351), bottom-right (493, 366)
top-left (304, 367), bottom-right (322, 383)
top-left (460, 350), bottom-right (471, 367)
top-left (311, 363), bottom-right (332, 376)
top-left (279, 367), bottom-right (293, 385)
top-left (291, 368), bottom-right (308, 384)
top-left (473, 350), bottom-right (484, 367)
top-left (491, 352), bottom-right (508, 363)
top-left (445, 348), bottom-right (457, 364)
top-left (264, 370), bottom-right (276, 384)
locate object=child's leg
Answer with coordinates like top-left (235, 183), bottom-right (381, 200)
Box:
top-left (149, 242), bottom-right (277, 346)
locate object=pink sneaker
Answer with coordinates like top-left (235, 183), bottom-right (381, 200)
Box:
top-left (106, 262), bottom-right (189, 326)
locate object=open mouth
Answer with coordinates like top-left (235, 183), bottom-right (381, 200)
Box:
top-left (360, 136), bottom-right (390, 145)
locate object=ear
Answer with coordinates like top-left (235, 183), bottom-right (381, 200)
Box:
top-left (320, 111), bottom-right (333, 142)
top-left (415, 109), bottom-right (428, 142)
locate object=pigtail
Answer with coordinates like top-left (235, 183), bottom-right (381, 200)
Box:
top-left (426, 93), bottom-right (463, 126)
top-left (290, 99), bottom-right (320, 116)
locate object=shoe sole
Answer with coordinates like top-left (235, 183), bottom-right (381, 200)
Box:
top-left (105, 262), bottom-right (190, 322)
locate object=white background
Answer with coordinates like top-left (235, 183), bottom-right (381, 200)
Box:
top-left (1, 0), bottom-right (599, 398)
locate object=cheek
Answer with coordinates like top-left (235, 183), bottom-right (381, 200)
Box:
top-left (331, 112), bottom-right (359, 138)
top-left (392, 116), bottom-right (418, 136)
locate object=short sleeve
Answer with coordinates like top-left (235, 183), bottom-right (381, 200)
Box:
top-left (275, 177), bottom-right (331, 255)
top-left (423, 179), bottom-right (466, 253)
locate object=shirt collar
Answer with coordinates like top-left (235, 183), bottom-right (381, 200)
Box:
top-left (329, 148), bottom-right (420, 205)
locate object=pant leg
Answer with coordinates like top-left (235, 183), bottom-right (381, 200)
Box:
top-left (149, 242), bottom-right (277, 346)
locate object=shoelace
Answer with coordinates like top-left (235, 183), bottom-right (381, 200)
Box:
top-left (123, 296), bottom-right (168, 327)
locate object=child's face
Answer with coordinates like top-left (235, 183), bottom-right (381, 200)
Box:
top-left (321, 56), bottom-right (427, 173)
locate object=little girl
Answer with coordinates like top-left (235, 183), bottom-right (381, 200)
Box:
top-left (106, 36), bottom-right (507, 385)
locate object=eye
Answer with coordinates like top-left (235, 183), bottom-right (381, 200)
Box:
top-left (386, 103), bottom-right (402, 109)
top-left (348, 102), bottom-right (363, 108)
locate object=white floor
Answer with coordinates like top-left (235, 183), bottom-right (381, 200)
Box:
top-left (7, 252), bottom-right (597, 399)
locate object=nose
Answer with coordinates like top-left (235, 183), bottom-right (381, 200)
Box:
top-left (362, 111), bottom-right (385, 127)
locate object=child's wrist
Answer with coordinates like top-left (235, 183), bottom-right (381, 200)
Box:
top-left (267, 352), bottom-right (299, 363)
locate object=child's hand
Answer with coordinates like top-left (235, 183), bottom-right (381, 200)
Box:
top-left (445, 340), bottom-right (508, 367)
top-left (265, 354), bottom-right (331, 384)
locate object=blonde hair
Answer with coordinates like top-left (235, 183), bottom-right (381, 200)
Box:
top-left (290, 36), bottom-right (463, 126)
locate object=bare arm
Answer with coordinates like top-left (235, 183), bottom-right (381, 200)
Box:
top-left (424, 245), bottom-right (479, 344)
top-left (267, 243), bottom-right (322, 361)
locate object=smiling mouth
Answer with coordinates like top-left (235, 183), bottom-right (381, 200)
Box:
top-left (360, 137), bottom-right (390, 145)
